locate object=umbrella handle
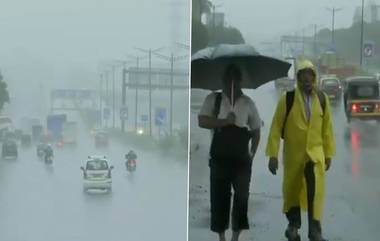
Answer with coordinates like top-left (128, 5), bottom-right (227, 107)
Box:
top-left (231, 81), bottom-right (234, 110)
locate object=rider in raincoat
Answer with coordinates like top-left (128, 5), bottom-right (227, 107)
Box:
top-left (266, 59), bottom-right (336, 241)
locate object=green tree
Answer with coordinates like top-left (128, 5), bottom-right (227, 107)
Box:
top-left (0, 72), bottom-right (10, 111)
top-left (212, 26), bottom-right (245, 45)
top-left (192, 20), bottom-right (209, 54)
top-left (316, 22), bottom-right (380, 68)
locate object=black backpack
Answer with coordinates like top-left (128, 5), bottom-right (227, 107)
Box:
top-left (281, 90), bottom-right (326, 139)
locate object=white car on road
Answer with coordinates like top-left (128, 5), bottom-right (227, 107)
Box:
top-left (80, 156), bottom-right (114, 193)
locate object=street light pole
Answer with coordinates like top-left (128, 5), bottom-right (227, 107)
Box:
top-left (360, 0), bottom-right (365, 67)
top-left (105, 70), bottom-right (109, 128)
top-left (151, 51), bottom-right (188, 136)
top-left (126, 54), bottom-right (149, 133)
top-left (121, 65), bottom-right (126, 132)
top-left (135, 57), bottom-right (139, 132)
top-left (99, 74), bottom-right (103, 128)
top-left (148, 49), bottom-right (152, 136)
top-left (170, 54), bottom-right (174, 136)
top-left (112, 65), bottom-right (116, 129)
top-left (326, 7), bottom-right (342, 47)
top-left (135, 47), bottom-right (164, 137)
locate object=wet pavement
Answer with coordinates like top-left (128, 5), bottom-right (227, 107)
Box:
top-left (189, 83), bottom-right (380, 241)
top-left (0, 100), bottom-right (187, 241)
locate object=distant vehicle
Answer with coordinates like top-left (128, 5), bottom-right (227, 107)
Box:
top-left (62, 121), bottom-right (77, 145)
top-left (2, 140), bottom-right (18, 159)
top-left (343, 76), bottom-right (380, 123)
top-left (136, 127), bottom-right (145, 136)
top-left (44, 145), bottom-right (54, 164)
top-left (31, 124), bottom-right (44, 142)
top-left (125, 151), bottom-right (137, 172)
top-left (275, 57), bottom-right (296, 93)
top-left (94, 131), bottom-right (109, 148)
top-left (14, 129), bottom-right (23, 141)
top-left (80, 156), bottom-right (114, 192)
top-left (20, 134), bottom-right (32, 147)
top-left (0, 116), bottom-right (13, 141)
top-left (318, 51), bottom-right (357, 79)
top-left (47, 114), bottom-right (67, 142)
top-left (319, 75), bottom-right (342, 102)
top-left (274, 77), bottom-right (295, 92)
top-left (36, 143), bottom-right (46, 158)
top-left (375, 73), bottom-right (380, 81)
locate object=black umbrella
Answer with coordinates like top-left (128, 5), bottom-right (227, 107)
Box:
top-left (191, 44), bottom-right (291, 91)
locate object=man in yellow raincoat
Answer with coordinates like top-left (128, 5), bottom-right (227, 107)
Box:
top-left (265, 59), bottom-right (336, 241)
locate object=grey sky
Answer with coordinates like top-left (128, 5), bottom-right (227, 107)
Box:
top-left (221, 0), bottom-right (377, 47)
top-left (0, 0), bottom-right (189, 88)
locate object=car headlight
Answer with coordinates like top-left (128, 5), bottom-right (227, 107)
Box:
top-left (137, 129), bottom-right (144, 135)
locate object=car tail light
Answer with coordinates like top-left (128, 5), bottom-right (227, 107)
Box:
top-left (351, 104), bottom-right (358, 112)
top-left (375, 104), bottom-right (380, 112)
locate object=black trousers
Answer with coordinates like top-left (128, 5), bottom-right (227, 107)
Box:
top-left (210, 160), bottom-right (252, 233)
top-left (285, 161), bottom-right (322, 237)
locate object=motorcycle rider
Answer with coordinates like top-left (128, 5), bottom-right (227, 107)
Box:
top-left (125, 150), bottom-right (137, 169)
top-left (37, 142), bottom-right (45, 157)
top-left (44, 144), bottom-right (54, 163)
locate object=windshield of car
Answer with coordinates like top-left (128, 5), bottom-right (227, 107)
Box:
top-left (86, 159), bottom-right (109, 170)
top-left (349, 84), bottom-right (380, 99)
top-left (322, 79), bottom-right (339, 87)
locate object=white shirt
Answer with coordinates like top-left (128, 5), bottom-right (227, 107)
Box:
top-left (303, 94), bottom-right (312, 121)
top-left (199, 92), bottom-right (261, 131)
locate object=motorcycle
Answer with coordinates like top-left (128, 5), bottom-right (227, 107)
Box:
top-left (126, 159), bottom-right (136, 172)
top-left (45, 154), bottom-right (53, 164)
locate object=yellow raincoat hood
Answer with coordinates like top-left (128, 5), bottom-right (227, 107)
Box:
top-left (265, 58), bottom-right (336, 220)
top-left (295, 58), bottom-right (318, 90)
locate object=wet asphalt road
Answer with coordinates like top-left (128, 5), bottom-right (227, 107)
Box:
top-left (189, 83), bottom-right (380, 241)
top-left (0, 100), bottom-right (187, 241)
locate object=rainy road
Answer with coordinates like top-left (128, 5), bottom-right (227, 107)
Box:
top-left (0, 108), bottom-right (187, 241)
top-left (189, 84), bottom-right (380, 241)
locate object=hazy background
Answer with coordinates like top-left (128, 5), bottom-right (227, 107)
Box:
top-left (222, 0), bottom-right (368, 45)
top-left (0, 0), bottom-right (190, 89)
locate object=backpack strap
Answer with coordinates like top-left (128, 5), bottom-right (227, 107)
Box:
top-left (213, 92), bottom-right (222, 118)
top-left (317, 90), bottom-right (326, 113)
top-left (281, 90), bottom-right (326, 139)
top-left (281, 90), bottom-right (295, 139)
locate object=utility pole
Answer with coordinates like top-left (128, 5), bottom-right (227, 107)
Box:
top-left (326, 7), bottom-right (342, 48)
top-left (135, 47), bottom-right (164, 137)
top-left (360, 0), bottom-right (365, 67)
top-left (134, 57), bottom-right (139, 132)
top-left (126, 54), bottom-right (149, 133)
top-left (170, 54), bottom-right (174, 136)
top-left (105, 70), bottom-right (109, 128)
top-left (112, 65), bottom-right (116, 129)
top-left (99, 74), bottom-right (103, 128)
top-left (302, 28), bottom-right (305, 56)
top-left (152, 51), bottom-right (188, 136)
top-left (121, 64), bottom-right (127, 132)
top-left (313, 24), bottom-right (317, 58)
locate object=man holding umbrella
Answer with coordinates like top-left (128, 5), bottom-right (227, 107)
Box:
top-left (193, 44), bottom-right (291, 241)
top-left (198, 64), bottom-right (261, 241)
top-left (266, 59), bottom-right (336, 241)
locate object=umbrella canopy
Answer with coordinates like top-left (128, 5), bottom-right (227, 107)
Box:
top-left (191, 44), bottom-right (291, 90)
